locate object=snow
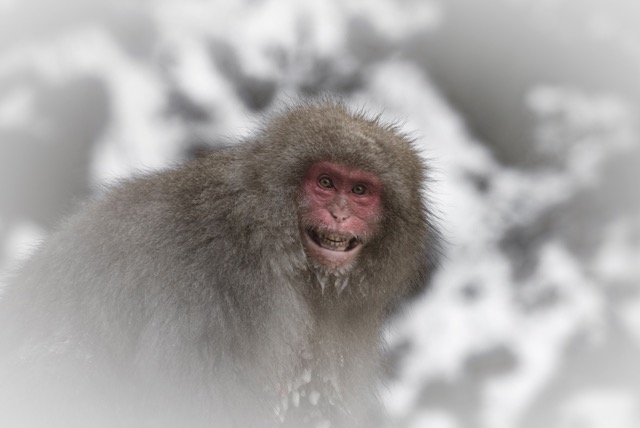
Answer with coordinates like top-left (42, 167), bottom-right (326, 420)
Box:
top-left (1, 1), bottom-right (639, 427)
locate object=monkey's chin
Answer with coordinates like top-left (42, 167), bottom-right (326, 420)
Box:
top-left (302, 228), bottom-right (362, 269)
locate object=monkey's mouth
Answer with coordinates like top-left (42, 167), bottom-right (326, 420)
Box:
top-left (307, 229), bottom-right (360, 252)
top-left (302, 227), bottom-right (363, 269)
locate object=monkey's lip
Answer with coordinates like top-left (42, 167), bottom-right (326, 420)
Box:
top-left (307, 229), bottom-right (360, 252)
top-left (302, 228), bottom-right (363, 269)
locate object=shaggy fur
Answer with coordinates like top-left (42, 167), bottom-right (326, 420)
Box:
top-left (0, 102), bottom-right (439, 428)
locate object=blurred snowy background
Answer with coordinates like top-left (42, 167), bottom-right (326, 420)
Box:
top-left (1, 0), bottom-right (639, 427)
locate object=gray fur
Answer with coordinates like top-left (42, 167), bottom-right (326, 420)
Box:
top-left (0, 102), bottom-right (439, 428)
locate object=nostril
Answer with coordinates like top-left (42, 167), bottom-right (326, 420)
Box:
top-left (330, 211), bottom-right (348, 222)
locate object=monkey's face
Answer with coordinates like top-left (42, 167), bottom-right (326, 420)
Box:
top-left (299, 161), bottom-right (382, 270)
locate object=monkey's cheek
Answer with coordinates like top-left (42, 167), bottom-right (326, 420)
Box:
top-left (302, 232), bottom-right (362, 269)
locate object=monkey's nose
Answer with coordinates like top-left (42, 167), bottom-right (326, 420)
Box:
top-left (330, 210), bottom-right (350, 222)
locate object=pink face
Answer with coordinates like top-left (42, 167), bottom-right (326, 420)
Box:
top-left (299, 161), bottom-right (382, 269)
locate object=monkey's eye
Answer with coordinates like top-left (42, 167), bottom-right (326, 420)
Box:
top-left (351, 184), bottom-right (368, 195)
top-left (318, 176), bottom-right (334, 189)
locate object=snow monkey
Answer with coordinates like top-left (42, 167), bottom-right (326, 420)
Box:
top-left (0, 102), bottom-right (439, 428)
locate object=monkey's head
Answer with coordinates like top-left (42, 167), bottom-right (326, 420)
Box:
top-left (298, 161), bottom-right (382, 270)
top-left (252, 102), bottom-right (433, 290)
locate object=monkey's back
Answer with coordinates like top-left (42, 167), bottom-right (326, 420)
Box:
top-left (0, 148), bottom-right (312, 427)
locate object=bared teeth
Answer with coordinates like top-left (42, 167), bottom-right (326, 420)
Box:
top-left (311, 230), bottom-right (356, 251)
